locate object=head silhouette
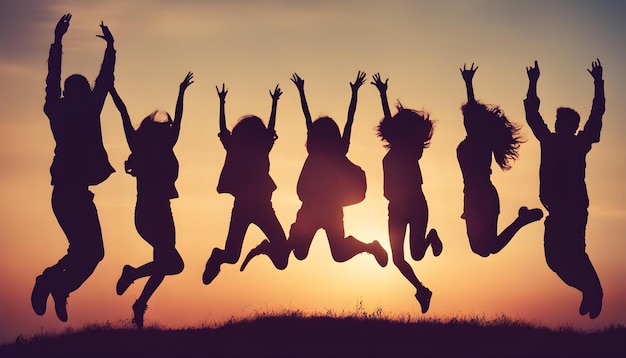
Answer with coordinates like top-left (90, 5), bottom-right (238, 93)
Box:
top-left (377, 104), bottom-right (433, 151)
top-left (462, 101), bottom-right (522, 171)
top-left (307, 116), bottom-right (342, 155)
top-left (555, 107), bottom-right (580, 136)
top-left (63, 74), bottom-right (91, 102)
top-left (137, 110), bottom-right (173, 147)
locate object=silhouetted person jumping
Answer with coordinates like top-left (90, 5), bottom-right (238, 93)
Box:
top-left (458, 63), bottom-right (543, 258)
top-left (285, 72), bottom-right (388, 267)
top-left (524, 60), bottom-right (605, 319)
top-left (31, 14), bottom-right (116, 322)
top-left (203, 84), bottom-right (289, 285)
top-left (372, 73), bottom-right (442, 313)
top-left (109, 72), bottom-right (193, 328)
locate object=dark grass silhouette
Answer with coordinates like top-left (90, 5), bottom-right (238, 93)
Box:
top-left (3, 309), bottom-right (624, 358)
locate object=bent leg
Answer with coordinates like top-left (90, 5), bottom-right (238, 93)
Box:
top-left (288, 205), bottom-right (318, 261)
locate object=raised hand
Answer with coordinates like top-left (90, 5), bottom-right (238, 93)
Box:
top-left (587, 58), bottom-right (602, 81)
top-left (291, 73), bottom-right (304, 91)
top-left (96, 21), bottom-right (114, 44)
top-left (180, 72), bottom-right (194, 92)
top-left (216, 83), bottom-right (228, 101)
top-left (270, 84), bottom-right (282, 101)
top-left (460, 63), bottom-right (478, 83)
top-left (371, 73), bottom-right (388, 93)
top-left (350, 70), bottom-right (366, 91)
top-left (54, 13), bottom-right (71, 41)
top-left (526, 60), bottom-right (540, 82)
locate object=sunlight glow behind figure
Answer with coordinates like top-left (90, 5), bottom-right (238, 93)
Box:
top-left (0, 0), bottom-right (625, 344)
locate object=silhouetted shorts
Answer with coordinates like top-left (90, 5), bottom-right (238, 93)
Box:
top-left (463, 183), bottom-right (500, 219)
top-left (388, 193), bottom-right (428, 223)
top-left (135, 197), bottom-right (175, 251)
top-left (289, 203), bottom-right (344, 249)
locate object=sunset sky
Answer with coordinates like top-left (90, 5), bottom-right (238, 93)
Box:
top-left (1, 0), bottom-right (625, 344)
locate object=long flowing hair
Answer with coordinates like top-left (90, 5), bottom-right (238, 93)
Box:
top-left (376, 103), bottom-right (434, 150)
top-left (462, 101), bottom-right (522, 171)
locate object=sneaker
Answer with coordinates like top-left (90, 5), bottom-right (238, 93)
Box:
top-left (427, 229), bottom-right (443, 257)
top-left (132, 300), bottom-right (147, 329)
top-left (51, 289), bottom-right (68, 322)
top-left (202, 253), bottom-right (221, 285)
top-left (518, 206), bottom-right (543, 225)
top-left (240, 240), bottom-right (270, 272)
top-left (589, 290), bottom-right (603, 320)
top-left (415, 287), bottom-right (433, 314)
top-left (369, 240), bottom-right (388, 267)
top-left (31, 274), bottom-right (50, 316)
top-left (116, 265), bottom-right (135, 295)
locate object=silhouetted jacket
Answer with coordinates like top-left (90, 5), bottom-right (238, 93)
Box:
top-left (217, 129), bottom-right (277, 199)
top-left (383, 148), bottom-right (424, 202)
top-left (44, 42), bottom-right (115, 187)
top-left (524, 80), bottom-right (605, 209)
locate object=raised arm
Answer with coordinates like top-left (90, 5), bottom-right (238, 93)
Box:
top-left (291, 73), bottom-right (313, 130)
top-left (460, 63), bottom-right (477, 104)
top-left (216, 83), bottom-right (228, 134)
top-left (524, 60), bottom-right (550, 140)
top-left (44, 14), bottom-right (71, 116)
top-left (268, 84), bottom-right (282, 132)
top-left (172, 72), bottom-right (194, 145)
top-left (581, 59), bottom-right (605, 143)
top-left (343, 70), bottom-right (366, 141)
top-left (92, 21), bottom-right (116, 111)
top-left (371, 73), bottom-right (391, 120)
top-left (109, 87), bottom-right (136, 151)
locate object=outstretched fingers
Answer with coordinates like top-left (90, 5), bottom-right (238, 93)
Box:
top-left (216, 83), bottom-right (228, 99)
top-left (270, 84), bottom-right (282, 100)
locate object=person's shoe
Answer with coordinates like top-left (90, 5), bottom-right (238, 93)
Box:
top-left (589, 290), bottom-right (603, 319)
top-left (116, 265), bottom-right (135, 295)
top-left (51, 289), bottom-right (68, 322)
top-left (132, 300), bottom-right (147, 329)
top-left (428, 229), bottom-right (443, 257)
top-left (369, 240), bottom-right (388, 267)
top-left (518, 206), bottom-right (543, 225)
top-left (202, 253), bottom-right (221, 285)
top-left (31, 274), bottom-right (51, 316)
top-left (240, 240), bottom-right (270, 272)
top-left (415, 287), bottom-right (433, 314)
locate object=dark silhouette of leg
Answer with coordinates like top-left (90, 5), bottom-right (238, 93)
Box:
top-left (240, 201), bottom-right (289, 271)
top-left (203, 203), bottom-right (250, 284)
top-left (32, 187), bottom-right (105, 322)
top-left (544, 210), bottom-right (603, 319)
top-left (325, 210), bottom-right (388, 266)
top-left (288, 205), bottom-right (319, 261)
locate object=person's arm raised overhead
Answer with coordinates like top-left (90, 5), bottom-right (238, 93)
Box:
top-left (216, 83), bottom-right (228, 135)
top-left (582, 59), bottom-right (605, 144)
top-left (371, 73), bottom-right (392, 120)
top-left (268, 84), bottom-right (282, 133)
top-left (45, 14), bottom-right (71, 117)
top-left (171, 72), bottom-right (193, 146)
top-left (93, 21), bottom-right (116, 111)
top-left (344, 70), bottom-right (366, 142)
top-left (460, 63), bottom-right (478, 104)
top-left (109, 87), bottom-right (137, 152)
top-left (291, 73), bottom-right (313, 131)
top-left (524, 60), bottom-right (550, 140)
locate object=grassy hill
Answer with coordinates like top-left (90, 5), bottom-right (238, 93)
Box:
top-left (1, 312), bottom-right (624, 358)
